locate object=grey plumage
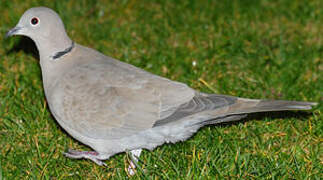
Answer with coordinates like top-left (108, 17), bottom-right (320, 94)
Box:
top-left (154, 94), bottom-right (238, 127)
top-left (6, 7), bottom-right (317, 169)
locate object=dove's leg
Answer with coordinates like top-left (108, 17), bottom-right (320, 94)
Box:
top-left (64, 149), bottom-right (109, 166)
top-left (127, 149), bottom-right (142, 175)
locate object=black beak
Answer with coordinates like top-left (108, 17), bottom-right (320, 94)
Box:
top-left (5, 26), bottom-right (22, 38)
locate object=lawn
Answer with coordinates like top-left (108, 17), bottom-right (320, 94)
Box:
top-left (0, 0), bottom-right (322, 179)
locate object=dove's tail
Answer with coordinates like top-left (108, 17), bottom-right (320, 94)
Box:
top-left (153, 94), bottom-right (317, 127)
top-left (231, 99), bottom-right (317, 113)
top-left (194, 95), bottom-right (317, 126)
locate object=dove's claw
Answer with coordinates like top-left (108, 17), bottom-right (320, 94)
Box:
top-left (64, 149), bottom-right (107, 166)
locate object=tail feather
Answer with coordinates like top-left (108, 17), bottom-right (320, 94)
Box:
top-left (153, 93), bottom-right (317, 127)
top-left (233, 99), bottom-right (317, 114)
top-left (193, 98), bottom-right (317, 126)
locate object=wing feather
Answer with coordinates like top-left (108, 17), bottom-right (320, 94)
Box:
top-left (49, 61), bottom-right (195, 139)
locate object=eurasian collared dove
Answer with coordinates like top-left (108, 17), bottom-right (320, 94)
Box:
top-left (6, 7), bottom-right (317, 173)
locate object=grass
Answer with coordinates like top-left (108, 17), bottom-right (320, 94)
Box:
top-left (0, 0), bottom-right (322, 179)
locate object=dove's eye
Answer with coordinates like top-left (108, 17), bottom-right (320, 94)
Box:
top-left (31, 17), bottom-right (39, 25)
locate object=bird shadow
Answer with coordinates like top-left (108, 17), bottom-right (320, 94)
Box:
top-left (5, 36), bottom-right (39, 60)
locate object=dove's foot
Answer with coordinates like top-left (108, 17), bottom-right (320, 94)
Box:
top-left (127, 149), bottom-right (142, 176)
top-left (64, 149), bottom-right (107, 166)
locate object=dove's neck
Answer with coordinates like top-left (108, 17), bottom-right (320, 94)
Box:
top-left (34, 33), bottom-right (74, 93)
top-left (35, 34), bottom-right (73, 61)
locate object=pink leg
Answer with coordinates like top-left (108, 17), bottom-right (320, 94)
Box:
top-left (127, 149), bottom-right (142, 175)
top-left (64, 149), bottom-right (107, 166)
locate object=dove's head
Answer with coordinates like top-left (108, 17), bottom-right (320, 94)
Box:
top-left (6, 7), bottom-right (72, 58)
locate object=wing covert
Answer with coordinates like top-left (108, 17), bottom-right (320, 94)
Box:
top-left (50, 61), bottom-right (195, 140)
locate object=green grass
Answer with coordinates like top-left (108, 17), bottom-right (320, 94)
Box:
top-left (0, 0), bottom-right (322, 179)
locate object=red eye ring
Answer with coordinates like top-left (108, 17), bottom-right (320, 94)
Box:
top-left (31, 17), bottom-right (39, 25)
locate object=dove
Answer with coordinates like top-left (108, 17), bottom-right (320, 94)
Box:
top-left (6, 7), bottom-right (317, 173)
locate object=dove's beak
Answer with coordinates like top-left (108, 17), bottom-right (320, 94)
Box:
top-left (5, 26), bottom-right (22, 38)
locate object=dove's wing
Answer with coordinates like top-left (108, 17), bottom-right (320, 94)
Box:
top-left (49, 60), bottom-right (195, 140)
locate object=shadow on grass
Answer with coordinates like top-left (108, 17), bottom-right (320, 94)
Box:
top-left (5, 36), bottom-right (39, 60)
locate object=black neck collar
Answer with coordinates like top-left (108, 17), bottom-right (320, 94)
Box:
top-left (52, 41), bottom-right (75, 60)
